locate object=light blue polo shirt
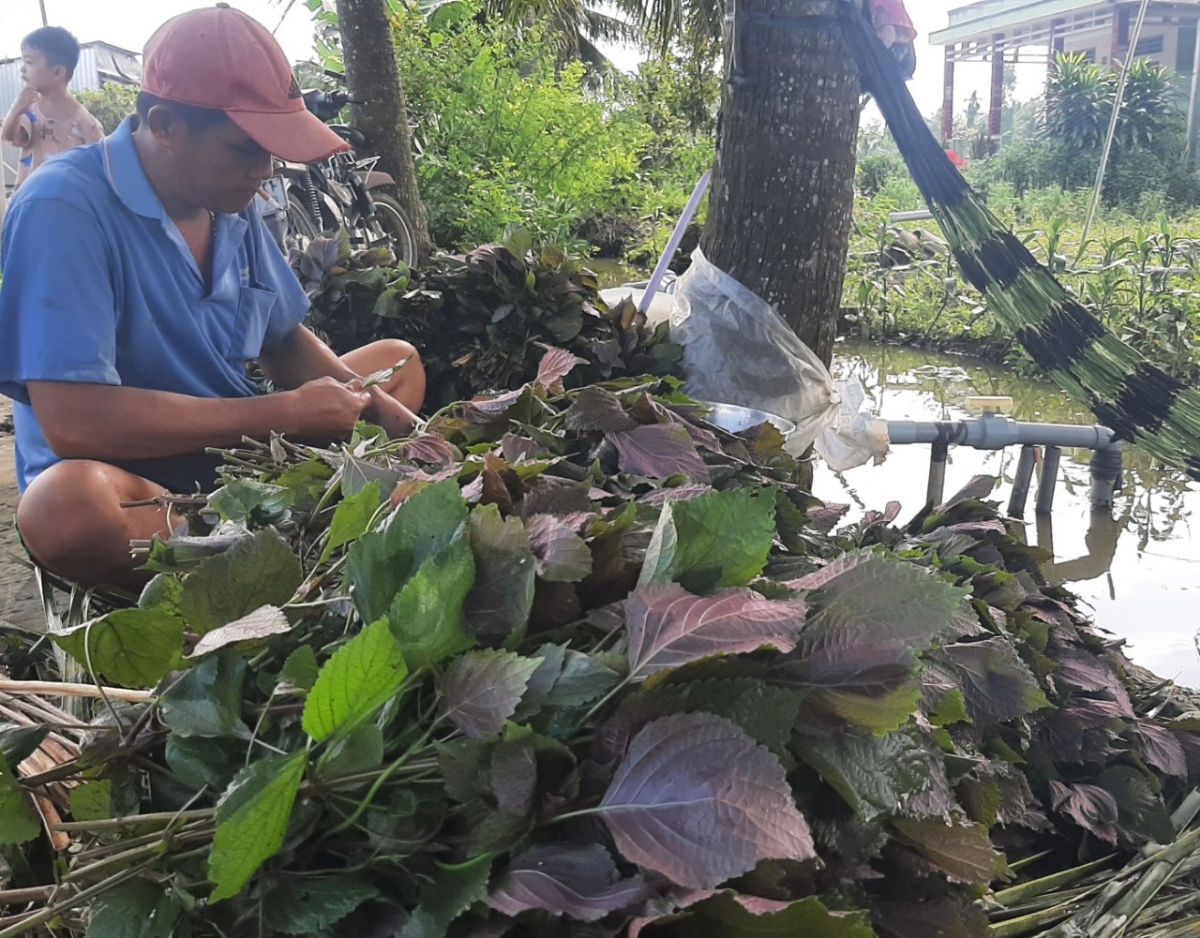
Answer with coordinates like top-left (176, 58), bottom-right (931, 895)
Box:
top-left (0, 117), bottom-right (309, 492)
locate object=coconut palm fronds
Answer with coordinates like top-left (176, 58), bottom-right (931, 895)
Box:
top-left (839, 1), bottom-right (1200, 480)
top-left (985, 789), bottom-right (1200, 937)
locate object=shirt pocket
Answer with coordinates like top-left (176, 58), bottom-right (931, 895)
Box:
top-left (227, 285), bottom-right (277, 364)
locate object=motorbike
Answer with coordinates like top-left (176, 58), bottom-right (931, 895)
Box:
top-left (258, 88), bottom-right (418, 267)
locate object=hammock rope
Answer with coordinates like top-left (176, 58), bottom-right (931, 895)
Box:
top-left (838, 0), bottom-right (1200, 480)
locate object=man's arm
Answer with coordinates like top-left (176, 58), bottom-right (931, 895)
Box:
top-left (27, 379), bottom-right (372, 461)
top-left (0, 198), bottom-right (370, 462)
top-left (2, 87), bottom-right (37, 147)
top-left (260, 325), bottom-right (418, 435)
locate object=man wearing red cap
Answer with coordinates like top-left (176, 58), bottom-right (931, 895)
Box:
top-left (0, 5), bottom-right (426, 588)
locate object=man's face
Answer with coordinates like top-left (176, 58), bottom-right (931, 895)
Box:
top-left (20, 47), bottom-right (61, 94)
top-left (172, 120), bottom-right (274, 215)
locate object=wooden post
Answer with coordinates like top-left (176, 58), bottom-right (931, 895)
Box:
top-left (989, 35), bottom-right (1005, 140)
top-left (942, 46), bottom-right (955, 144)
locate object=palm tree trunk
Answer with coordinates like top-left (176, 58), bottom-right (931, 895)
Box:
top-left (336, 0), bottom-right (433, 258)
top-left (701, 0), bottom-right (861, 367)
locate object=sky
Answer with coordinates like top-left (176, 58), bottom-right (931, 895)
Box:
top-left (1, 0), bottom-right (1051, 118)
top-left (0, 0), bottom-right (319, 66)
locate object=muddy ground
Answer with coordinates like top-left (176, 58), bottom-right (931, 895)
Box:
top-left (0, 399), bottom-right (43, 633)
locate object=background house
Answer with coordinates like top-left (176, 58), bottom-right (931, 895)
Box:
top-left (931, 0), bottom-right (1200, 146)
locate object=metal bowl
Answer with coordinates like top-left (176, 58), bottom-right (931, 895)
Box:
top-left (699, 402), bottom-right (795, 437)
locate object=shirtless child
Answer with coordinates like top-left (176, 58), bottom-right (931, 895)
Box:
top-left (2, 27), bottom-right (104, 190)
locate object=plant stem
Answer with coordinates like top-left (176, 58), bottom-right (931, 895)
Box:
top-left (74, 819), bottom-right (209, 862)
top-left (0, 887), bottom-right (53, 904)
top-left (0, 679), bottom-right (152, 703)
top-left (61, 831), bottom-right (205, 884)
top-left (545, 805), bottom-right (603, 825)
top-left (316, 757), bottom-right (439, 790)
top-left (324, 735), bottom-right (436, 836)
top-left (579, 678), bottom-right (630, 726)
top-left (0, 859), bottom-right (154, 938)
top-left (52, 808), bottom-right (215, 833)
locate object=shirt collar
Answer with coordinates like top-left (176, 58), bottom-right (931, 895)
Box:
top-left (102, 116), bottom-right (166, 220)
top-left (102, 116), bottom-right (250, 287)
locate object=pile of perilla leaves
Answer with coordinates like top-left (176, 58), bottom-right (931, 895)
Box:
top-left (3, 254), bottom-right (1200, 938)
top-left (293, 229), bottom-right (684, 408)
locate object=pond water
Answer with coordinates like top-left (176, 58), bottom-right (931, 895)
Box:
top-left (821, 340), bottom-right (1200, 688)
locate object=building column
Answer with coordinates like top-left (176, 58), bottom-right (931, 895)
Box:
top-left (1048, 18), bottom-right (1064, 73)
top-left (1188, 18), bottom-right (1200, 160)
top-left (1112, 5), bottom-right (1129, 67)
top-left (989, 36), bottom-right (1005, 140)
top-left (942, 46), bottom-right (955, 145)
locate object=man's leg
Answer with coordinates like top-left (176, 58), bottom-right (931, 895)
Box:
top-left (340, 339), bottom-right (426, 414)
top-left (17, 461), bottom-right (170, 591)
top-left (18, 340), bottom-right (425, 591)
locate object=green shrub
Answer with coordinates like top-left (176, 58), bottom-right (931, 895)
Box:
top-left (74, 82), bottom-right (139, 134)
top-left (857, 153), bottom-right (908, 197)
top-left (1105, 145), bottom-right (1169, 212)
top-left (390, 2), bottom-right (713, 255)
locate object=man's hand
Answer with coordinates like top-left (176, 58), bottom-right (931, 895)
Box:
top-left (283, 376), bottom-right (372, 443)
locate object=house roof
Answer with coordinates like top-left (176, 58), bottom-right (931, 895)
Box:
top-left (931, 0), bottom-right (1107, 47)
top-left (0, 39), bottom-right (139, 68)
top-left (929, 0), bottom-right (1200, 61)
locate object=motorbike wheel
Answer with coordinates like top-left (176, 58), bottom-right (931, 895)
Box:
top-left (368, 192), bottom-right (419, 268)
top-left (286, 192), bottom-right (322, 251)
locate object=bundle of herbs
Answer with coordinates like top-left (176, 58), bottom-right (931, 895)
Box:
top-left (1, 352), bottom-right (1199, 938)
top-left (295, 230), bottom-right (682, 408)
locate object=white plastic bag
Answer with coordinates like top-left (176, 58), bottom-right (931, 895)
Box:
top-left (671, 249), bottom-right (838, 453)
top-left (817, 380), bottom-right (891, 471)
top-left (670, 249), bottom-right (888, 469)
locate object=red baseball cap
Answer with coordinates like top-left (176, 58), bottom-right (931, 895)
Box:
top-left (141, 4), bottom-right (349, 162)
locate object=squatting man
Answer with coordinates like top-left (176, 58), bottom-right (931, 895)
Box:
top-left (0, 5), bottom-right (425, 589)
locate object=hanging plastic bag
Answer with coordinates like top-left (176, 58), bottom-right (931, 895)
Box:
top-left (670, 248), bottom-right (888, 469)
top-left (817, 379), bottom-right (891, 471)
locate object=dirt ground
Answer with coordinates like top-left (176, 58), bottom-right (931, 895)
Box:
top-left (0, 399), bottom-right (44, 633)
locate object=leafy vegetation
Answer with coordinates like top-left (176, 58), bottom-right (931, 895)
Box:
top-left (293, 230), bottom-right (683, 407)
top-left (845, 187), bottom-right (1200, 384)
top-left (2, 345), bottom-right (1200, 936)
top-left (844, 47), bottom-right (1200, 383)
top-left (316, 0), bottom-right (718, 258)
top-left (74, 82), bottom-right (139, 135)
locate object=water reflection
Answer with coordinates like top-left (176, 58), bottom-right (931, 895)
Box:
top-left (1037, 512), bottom-right (1120, 589)
top-left (821, 340), bottom-right (1200, 687)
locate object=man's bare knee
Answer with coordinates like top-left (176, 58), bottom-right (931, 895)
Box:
top-left (343, 339), bottom-right (426, 411)
top-left (17, 461), bottom-right (166, 588)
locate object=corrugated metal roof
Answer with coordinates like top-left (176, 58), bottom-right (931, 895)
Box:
top-left (0, 40), bottom-right (140, 68)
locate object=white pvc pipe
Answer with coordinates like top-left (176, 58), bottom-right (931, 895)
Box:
top-left (886, 416), bottom-right (1116, 451)
top-left (639, 170), bottom-right (712, 313)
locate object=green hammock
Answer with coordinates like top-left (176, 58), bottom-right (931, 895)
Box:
top-left (840, 1), bottom-right (1200, 480)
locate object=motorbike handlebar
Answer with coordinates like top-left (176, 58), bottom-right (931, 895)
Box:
top-left (301, 89), bottom-right (355, 122)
